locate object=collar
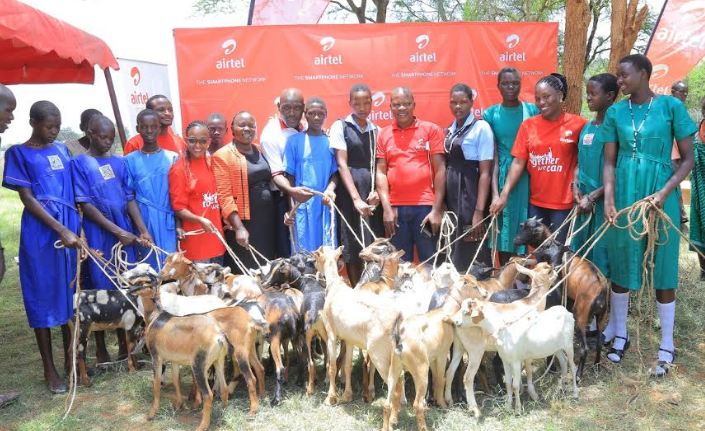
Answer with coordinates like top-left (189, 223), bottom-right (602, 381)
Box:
top-left (344, 113), bottom-right (377, 133)
top-left (448, 114), bottom-right (476, 133)
top-left (278, 115), bottom-right (304, 133)
top-left (392, 117), bottom-right (419, 131)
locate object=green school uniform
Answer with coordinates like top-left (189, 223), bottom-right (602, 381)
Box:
top-left (484, 102), bottom-right (540, 254)
top-left (572, 121), bottom-right (609, 276)
top-left (598, 96), bottom-right (696, 290)
top-left (689, 122), bottom-right (705, 253)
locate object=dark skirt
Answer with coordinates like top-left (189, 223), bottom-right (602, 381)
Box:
top-left (335, 166), bottom-right (384, 264)
top-left (225, 182), bottom-right (277, 274)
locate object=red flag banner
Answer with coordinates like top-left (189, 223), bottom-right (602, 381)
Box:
top-left (173, 22), bottom-right (558, 141)
top-left (646, 0), bottom-right (705, 94)
top-left (250, 0), bottom-right (331, 25)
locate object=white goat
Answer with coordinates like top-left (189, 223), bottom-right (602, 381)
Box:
top-left (453, 298), bottom-right (578, 413)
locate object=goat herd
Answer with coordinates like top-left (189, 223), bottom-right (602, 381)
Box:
top-left (70, 217), bottom-right (609, 431)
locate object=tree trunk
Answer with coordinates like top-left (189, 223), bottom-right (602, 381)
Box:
top-left (563, 0), bottom-right (591, 114)
top-left (608, 0), bottom-right (648, 74)
top-left (374, 0), bottom-right (388, 22)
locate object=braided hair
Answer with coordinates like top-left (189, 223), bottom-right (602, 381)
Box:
top-left (537, 73), bottom-right (568, 101)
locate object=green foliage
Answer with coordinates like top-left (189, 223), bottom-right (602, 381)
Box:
top-left (393, 0), bottom-right (563, 22)
top-left (192, 0), bottom-right (240, 15)
top-left (57, 127), bottom-right (80, 143)
top-left (684, 60), bottom-right (705, 121)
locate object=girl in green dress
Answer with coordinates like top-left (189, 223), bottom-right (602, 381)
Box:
top-left (688, 100), bottom-right (705, 279)
top-left (573, 74), bottom-right (618, 277)
top-left (484, 67), bottom-right (539, 264)
top-left (601, 54), bottom-right (696, 377)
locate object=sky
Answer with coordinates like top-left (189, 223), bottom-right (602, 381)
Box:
top-left (1, 0), bottom-right (664, 146)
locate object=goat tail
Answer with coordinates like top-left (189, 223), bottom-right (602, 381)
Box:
top-left (594, 287), bottom-right (610, 331)
top-left (391, 313), bottom-right (403, 355)
top-left (304, 308), bottom-right (320, 333)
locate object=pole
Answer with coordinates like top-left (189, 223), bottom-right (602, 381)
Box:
top-left (247, 0), bottom-right (256, 25)
top-left (644, 0), bottom-right (669, 55)
top-left (103, 67), bottom-right (127, 148)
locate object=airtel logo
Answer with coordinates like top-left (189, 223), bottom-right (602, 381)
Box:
top-left (506, 34), bottom-right (520, 49)
top-left (372, 91), bottom-right (385, 107)
top-left (130, 66), bottom-right (141, 86)
top-left (416, 34), bottom-right (430, 49)
top-left (222, 39), bottom-right (237, 55)
top-left (651, 64), bottom-right (670, 80)
top-left (680, 2), bottom-right (705, 19)
top-left (320, 36), bottom-right (335, 51)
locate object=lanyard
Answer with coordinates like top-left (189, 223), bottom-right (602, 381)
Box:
top-left (628, 96), bottom-right (654, 154)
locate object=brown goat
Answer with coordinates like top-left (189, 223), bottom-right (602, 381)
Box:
top-left (159, 251), bottom-right (210, 295)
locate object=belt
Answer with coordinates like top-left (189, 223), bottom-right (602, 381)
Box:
top-left (617, 151), bottom-right (672, 168)
top-left (35, 194), bottom-right (78, 211)
top-left (136, 196), bottom-right (172, 213)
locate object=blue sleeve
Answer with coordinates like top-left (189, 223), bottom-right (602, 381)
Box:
top-left (528, 103), bottom-right (540, 117)
top-left (330, 143), bottom-right (338, 175)
top-left (118, 157), bottom-right (135, 201)
top-left (70, 157), bottom-right (92, 204)
top-left (472, 122), bottom-right (495, 161)
top-left (1, 145), bottom-right (30, 190)
top-left (597, 105), bottom-right (619, 145)
top-left (124, 154), bottom-right (137, 194)
top-left (671, 97), bottom-right (697, 141)
top-left (283, 134), bottom-right (298, 177)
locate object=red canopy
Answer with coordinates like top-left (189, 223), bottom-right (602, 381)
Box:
top-left (0, 0), bottom-right (119, 84)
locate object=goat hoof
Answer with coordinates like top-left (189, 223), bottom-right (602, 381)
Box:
top-left (340, 392), bottom-right (353, 403)
top-left (324, 395), bottom-right (337, 406)
top-left (270, 397), bottom-right (281, 407)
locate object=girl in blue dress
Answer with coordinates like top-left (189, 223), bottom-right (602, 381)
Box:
top-left (70, 115), bottom-right (152, 362)
top-left (282, 97), bottom-right (338, 252)
top-left (2, 101), bottom-right (80, 394)
top-left (124, 109), bottom-right (178, 269)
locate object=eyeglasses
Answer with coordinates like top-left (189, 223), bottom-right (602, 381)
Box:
top-left (186, 138), bottom-right (209, 146)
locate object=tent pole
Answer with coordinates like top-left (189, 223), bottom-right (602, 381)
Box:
top-left (103, 67), bottom-right (127, 148)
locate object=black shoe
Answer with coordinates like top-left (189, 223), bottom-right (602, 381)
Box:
top-left (607, 336), bottom-right (630, 363)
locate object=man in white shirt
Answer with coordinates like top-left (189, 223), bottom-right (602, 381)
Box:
top-left (260, 88), bottom-right (308, 257)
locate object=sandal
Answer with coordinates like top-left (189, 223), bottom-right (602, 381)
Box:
top-left (650, 349), bottom-right (676, 378)
top-left (606, 336), bottom-right (630, 363)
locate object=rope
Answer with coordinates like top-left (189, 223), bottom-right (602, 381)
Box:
top-left (62, 238), bottom-right (85, 420)
top-left (419, 213), bottom-right (495, 268)
top-left (465, 216), bottom-right (497, 274)
top-left (434, 211), bottom-right (458, 268)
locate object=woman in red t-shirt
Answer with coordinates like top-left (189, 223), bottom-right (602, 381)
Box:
top-left (168, 120), bottom-right (225, 263)
top-left (490, 73), bottom-right (587, 244)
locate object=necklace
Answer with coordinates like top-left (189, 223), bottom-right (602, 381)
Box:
top-left (140, 146), bottom-right (161, 155)
top-left (628, 96), bottom-right (654, 155)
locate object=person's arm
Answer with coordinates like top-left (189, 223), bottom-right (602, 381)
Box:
top-left (489, 157), bottom-right (527, 215)
top-left (468, 159), bottom-right (493, 241)
top-left (322, 172), bottom-right (338, 207)
top-left (491, 146), bottom-right (500, 201)
top-left (652, 135), bottom-right (694, 206)
top-left (376, 157), bottom-right (397, 237)
top-left (335, 149), bottom-right (371, 216)
top-left (421, 154), bottom-right (446, 235)
top-left (603, 142), bottom-right (617, 223)
top-left (126, 200), bottom-right (152, 245)
top-left (18, 188), bottom-right (79, 247)
top-left (80, 202), bottom-right (138, 245)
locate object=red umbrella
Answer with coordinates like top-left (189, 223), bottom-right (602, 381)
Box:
top-left (0, 0), bottom-right (127, 145)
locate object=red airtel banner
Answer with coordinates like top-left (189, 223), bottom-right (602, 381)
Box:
top-left (173, 22), bottom-right (558, 139)
top-left (646, 0), bottom-right (705, 95)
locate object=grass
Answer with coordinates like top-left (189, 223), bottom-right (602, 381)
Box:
top-left (2, 186), bottom-right (705, 430)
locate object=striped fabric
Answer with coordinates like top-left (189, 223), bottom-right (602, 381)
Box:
top-left (212, 144), bottom-right (252, 221)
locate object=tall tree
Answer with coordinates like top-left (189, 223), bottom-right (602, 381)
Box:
top-left (607, 0), bottom-right (648, 74)
top-left (563, 0), bottom-right (591, 114)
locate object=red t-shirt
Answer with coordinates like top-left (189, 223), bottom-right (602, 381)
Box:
top-left (376, 119), bottom-right (445, 206)
top-left (168, 157), bottom-right (225, 260)
top-left (511, 112), bottom-right (588, 210)
top-left (124, 127), bottom-right (186, 157)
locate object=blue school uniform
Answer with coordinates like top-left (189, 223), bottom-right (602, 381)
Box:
top-left (124, 149), bottom-right (178, 269)
top-left (2, 142), bottom-right (80, 328)
top-left (71, 154), bottom-right (137, 289)
top-left (284, 132), bottom-right (337, 252)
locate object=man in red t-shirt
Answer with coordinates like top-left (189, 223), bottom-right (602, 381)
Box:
top-left (376, 87), bottom-right (446, 261)
top-left (123, 94), bottom-right (185, 157)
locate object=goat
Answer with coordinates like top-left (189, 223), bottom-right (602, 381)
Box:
top-left (68, 287), bottom-right (144, 386)
top-left (314, 245), bottom-right (402, 417)
top-left (452, 298), bottom-right (578, 413)
top-left (206, 304), bottom-right (268, 415)
top-left (358, 238), bottom-right (397, 285)
top-left (159, 251), bottom-right (210, 296)
top-left (126, 271), bottom-right (229, 431)
top-left (514, 217), bottom-right (610, 377)
top-left (383, 307), bottom-right (455, 431)
top-left (443, 262), bottom-right (555, 416)
top-left (220, 273), bottom-right (263, 301)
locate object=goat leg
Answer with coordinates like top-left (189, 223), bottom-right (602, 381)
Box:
top-left (444, 341), bottom-right (462, 406)
top-left (432, 358), bottom-right (447, 409)
top-left (250, 348), bottom-right (265, 397)
top-left (305, 330), bottom-right (316, 396)
top-left (340, 343), bottom-right (354, 403)
top-left (525, 360), bottom-right (538, 402)
top-left (148, 356), bottom-right (163, 420)
top-left (270, 334), bottom-right (285, 406)
top-left (172, 365), bottom-right (183, 410)
top-left (323, 334), bottom-right (339, 406)
top-left (577, 328), bottom-right (588, 380)
top-left (463, 347), bottom-right (484, 418)
top-left (193, 360), bottom-right (214, 431)
top-left (216, 355), bottom-right (229, 409)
